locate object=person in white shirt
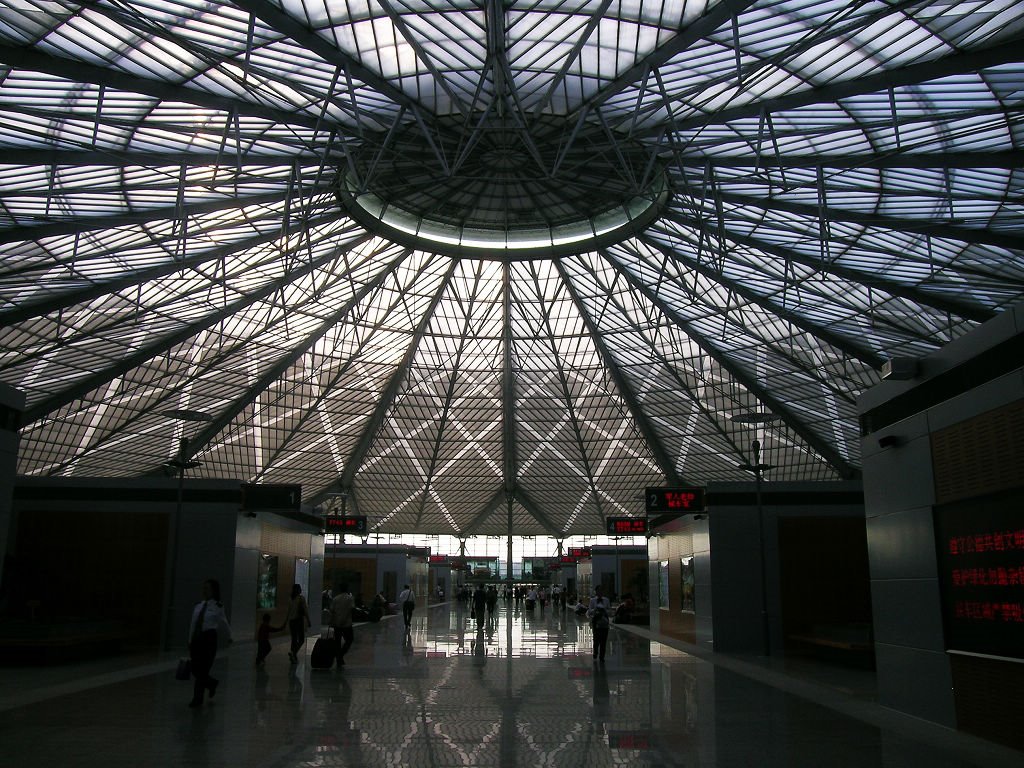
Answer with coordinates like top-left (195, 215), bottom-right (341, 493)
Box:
top-left (188, 578), bottom-right (232, 708)
top-left (398, 584), bottom-right (415, 628)
top-left (329, 583), bottom-right (355, 667)
top-left (586, 585), bottom-right (612, 663)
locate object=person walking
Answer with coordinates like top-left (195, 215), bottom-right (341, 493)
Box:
top-left (188, 578), bottom-right (232, 708)
top-left (286, 584), bottom-right (311, 663)
top-left (398, 584), bottom-right (415, 629)
top-left (472, 584), bottom-right (487, 626)
top-left (485, 585), bottom-right (498, 618)
top-left (587, 585), bottom-right (612, 663)
top-left (329, 582), bottom-right (355, 667)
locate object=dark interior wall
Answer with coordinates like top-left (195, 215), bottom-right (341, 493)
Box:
top-left (12, 508), bottom-right (169, 644)
top-left (778, 516), bottom-right (873, 634)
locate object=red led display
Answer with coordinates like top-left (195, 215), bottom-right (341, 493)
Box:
top-left (608, 731), bottom-right (652, 750)
top-left (645, 486), bottom-right (706, 513)
top-left (324, 515), bottom-right (367, 534)
top-left (567, 546), bottom-right (591, 558)
top-left (428, 555), bottom-right (449, 564)
top-left (605, 517), bottom-right (648, 535)
top-left (934, 492), bottom-right (1024, 660)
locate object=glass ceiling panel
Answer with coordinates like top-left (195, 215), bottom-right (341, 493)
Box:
top-left (0, 0), bottom-right (1021, 533)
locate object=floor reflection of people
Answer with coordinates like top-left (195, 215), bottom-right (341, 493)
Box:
top-left (472, 624), bottom-right (487, 670)
top-left (402, 630), bottom-right (414, 661)
top-left (592, 663), bottom-right (611, 720)
top-left (287, 662), bottom-right (303, 702)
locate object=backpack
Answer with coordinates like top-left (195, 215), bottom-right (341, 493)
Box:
top-left (591, 603), bottom-right (610, 630)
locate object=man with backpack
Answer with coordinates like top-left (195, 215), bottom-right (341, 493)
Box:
top-left (587, 585), bottom-right (612, 663)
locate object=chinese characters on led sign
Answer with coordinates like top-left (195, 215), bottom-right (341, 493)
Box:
top-left (934, 495), bottom-right (1024, 660)
top-left (645, 486), bottom-right (706, 513)
top-left (324, 515), bottom-right (367, 534)
top-left (605, 517), bottom-right (648, 535)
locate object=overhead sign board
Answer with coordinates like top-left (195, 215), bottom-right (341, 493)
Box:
top-left (606, 517), bottom-right (649, 535)
top-left (324, 515), bottom-right (367, 534)
top-left (644, 486), bottom-right (706, 513)
top-left (242, 483), bottom-right (301, 511)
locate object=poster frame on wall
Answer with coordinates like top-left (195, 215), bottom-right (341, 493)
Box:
top-left (258, 554), bottom-right (279, 610)
top-left (680, 555), bottom-right (695, 613)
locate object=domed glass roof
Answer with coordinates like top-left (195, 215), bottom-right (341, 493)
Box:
top-left (1, 0), bottom-right (1022, 534)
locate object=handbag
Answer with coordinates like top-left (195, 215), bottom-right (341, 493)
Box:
top-left (175, 657), bottom-right (192, 681)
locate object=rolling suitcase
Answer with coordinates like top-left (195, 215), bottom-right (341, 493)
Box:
top-left (310, 628), bottom-right (335, 670)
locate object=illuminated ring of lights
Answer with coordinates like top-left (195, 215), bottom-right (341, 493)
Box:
top-left (337, 170), bottom-right (671, 260)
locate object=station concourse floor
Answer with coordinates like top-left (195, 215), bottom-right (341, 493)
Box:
top-left (1, 601), bottom-right (1021, 768)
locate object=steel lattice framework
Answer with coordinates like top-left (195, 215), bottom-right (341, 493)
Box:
top-left (0, 0), bottom-right (1022, 534)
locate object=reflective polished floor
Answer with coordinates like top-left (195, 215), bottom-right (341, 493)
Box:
top-left (1, 601), bottom-right (1021, 767)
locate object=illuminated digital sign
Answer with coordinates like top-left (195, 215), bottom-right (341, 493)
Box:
top-left (934, 491), bottom-right (1024, 660)
top-left (324, 515), bottom-right (367, 534)
top-left (567, 547), bottom-right (591, 559)
top-left (645, 486), bottom-right (706, 513)
top-left (428, 555), bottom-right (449, 564)
top-left (606, 517), bottom-right (648, 535)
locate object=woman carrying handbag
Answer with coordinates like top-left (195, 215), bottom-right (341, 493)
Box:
top-left (188, 578), bottom-right (232, 708)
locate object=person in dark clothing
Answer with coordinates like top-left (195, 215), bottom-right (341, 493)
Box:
top-left (472, 584), bottom-right (487, 626)
top-left (485, 586), bottom-right (498, 617)
top-left (329, 583), bottom-right (355, 668)
top-left (587, 585), bottom-right (612, 663)
top-left (285, 584), bottom-right (311, 663)
top-left (398, 584), bottom-right (415, 628)
top-left (188, 578), bottom-right (232, 708)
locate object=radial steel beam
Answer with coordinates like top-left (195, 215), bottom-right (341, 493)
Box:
top-left (527, 261), bottom-right (607, 522)
top-left (606, 257), bottom-right (860, 479)
top-left (249, 248), bottom-right (414, 483)
top-left (460, 487), bottom-right (507, 538)
top-left (0, 42), bottom-right (334, 132)
top-left (375, 0), bottom-right (469, 117)
top-left (661, 207), bottom-right (997, 326)
top-left (681, 151), bottom-right (1024, 170)
top-left (0, 211), bottom-right (350, 326)
top-left (577, 0), bottom-right (758, 114)
top-left (623, 236), bottom-right (863, 404)
top-left (179, 249), bottom-right (410, 466)
top-left (633, 231), bottom-right (887, 368)
top-left (644, 40), bottom-right (1024, 137)
top-left (716, 189), bottom-right (1024, 257)
top-left (554, 259), bottom-right (686, 485)
top-left (229, 0), bottom-right (426, 116)
top-left (502, 262), bottom-right (518, 500)
top-left (21, 230), bottom-right (374, 424)
top-left (0, 149), bottom-right (340, 167)
top-left (587, 264), bottom-right (751, 465)
top-left (515, 487), bottom-right (562, 538)
top-left (41, 242), bottom-right (394, 479)
top-left (532, 0), bottom-right (613, 116)
top-left (0, 187), bottom-right (330, 245)
top-left (413, 261), bottom-right (488, 528)
top-left (338, 260), bottom-right (459, 491)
